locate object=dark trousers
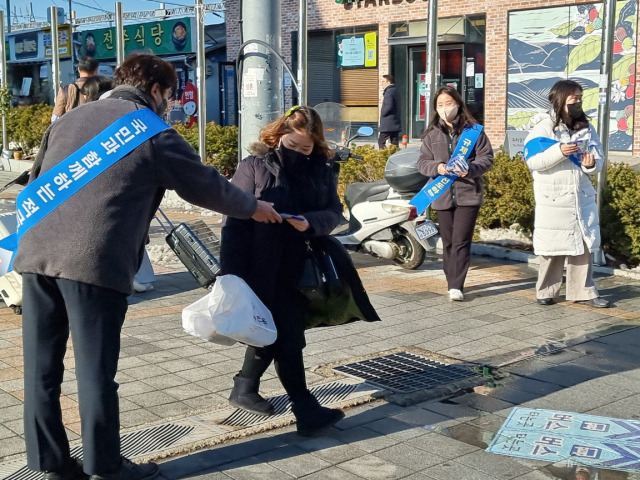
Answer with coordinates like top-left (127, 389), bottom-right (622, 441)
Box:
top-left (378, 131), bottom-right (400, 149)
top-left (22, 273), bottom-right (128, 475)
top-left (436, 206), bottom-right (480, 291)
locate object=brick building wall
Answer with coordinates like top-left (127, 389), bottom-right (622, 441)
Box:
top-left (226, 0), bottom-right (640, 154)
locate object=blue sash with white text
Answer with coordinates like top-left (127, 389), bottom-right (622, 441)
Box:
top-left (0, 108), bottom-right (170, 267)
top-left (523, 137), bottom-right (581, 167)
top-left (409, 124), bottom-right (483, 215)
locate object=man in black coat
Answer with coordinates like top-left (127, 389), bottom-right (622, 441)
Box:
top-left (378, 74), bottom-right (402, 149)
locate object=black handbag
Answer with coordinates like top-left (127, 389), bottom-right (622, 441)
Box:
top-left (297, 240), bottom-right (329, 301)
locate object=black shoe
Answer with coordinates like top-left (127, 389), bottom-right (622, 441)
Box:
top-left (537, 298), bottom-right (555, 306)
top-left (44, 458), bottom-right (88, 480)
top-left (228, 374), bottom-right (275, 416)
top-left (576, 297), bottom-right (611, 308)
top-left (291, 394), bottom-right (345, 437)
top-left (89, 458), bottom-right (159, 480)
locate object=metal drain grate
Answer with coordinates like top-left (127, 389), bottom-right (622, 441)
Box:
top-left (333, 352), bottom-right (476, 394)
top-left (2, 424), bottom-right (195, 480)
top-left (221, 381), bottom-right (358, 427)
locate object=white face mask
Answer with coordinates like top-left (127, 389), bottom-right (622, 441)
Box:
top-left (437, 105), bottom-right (459, 122)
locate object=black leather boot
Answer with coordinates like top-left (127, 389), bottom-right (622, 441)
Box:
top-left (228, 374), bottom-right (274, 416)
top-left (291, 394), bottom-right (345, 436)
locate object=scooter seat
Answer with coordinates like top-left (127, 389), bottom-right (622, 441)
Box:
top-left (345, 180), bottom-right (389, 211)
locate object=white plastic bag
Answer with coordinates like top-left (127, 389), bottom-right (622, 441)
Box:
top-left (182, 275), bottom-right (277, 347)
top-left (182, 293), bottom-right (236, 346)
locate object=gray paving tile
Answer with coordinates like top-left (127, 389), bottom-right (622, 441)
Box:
top-left (364, 418), bottom-right (429, 441)
top-left (420, 459), bottom-right (508, 480)
top-left (0, 434), bottom-right (27, 458)
top-left (332, 425), bottom-right (401, 453)
top-left (406, 431), bottom-right (479, 459)
top-left (221, 456), bottom-right (295, 480)
top-left (458, 449), bottom-right (536, 479)
top-left (300, 437), bottom-right (368, 465)
top-left (119, 408), bottom-right (162, 428)
top-left (337, 453), bottom-right (415, 479)
top-left (297, 466), bottom-right (367, 479)
top-left (420, 400), bottom-right (485, 421)
top-left (254, 444), bottom-right (332, 477)
top-left (390, 407), bottom-right (455, 429)
top-left (374, 443), bottom-right (446, 470)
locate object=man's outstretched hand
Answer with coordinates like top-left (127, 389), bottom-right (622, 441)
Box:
top-left (251, 200), bottom-right (282, 223)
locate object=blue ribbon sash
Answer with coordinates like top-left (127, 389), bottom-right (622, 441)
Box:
top-left (523, 137), bottom-right (581, 167)
top-left (0, 108), bottom-right (170, 267)
top-left (409, 123), bottom-right (483, 215)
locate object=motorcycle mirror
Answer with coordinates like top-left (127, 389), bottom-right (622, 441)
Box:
top-left (357, 126), bottom-right (374, 137)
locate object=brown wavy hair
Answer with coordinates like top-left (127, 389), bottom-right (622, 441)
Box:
top-left (259, 106), bottom-right (333, 159)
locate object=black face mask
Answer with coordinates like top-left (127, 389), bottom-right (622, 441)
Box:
top-left (278, 144), bottom-right (310, 165)
top-left (567, 103), bottom-right (583, 119)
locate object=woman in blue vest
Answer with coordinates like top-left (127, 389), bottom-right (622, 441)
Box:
top-left (417, 86), bottom-right (494, 302)
top-left (524, 80), bottom-right (610, 308)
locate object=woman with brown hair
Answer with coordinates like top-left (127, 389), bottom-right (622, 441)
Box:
top-left (220, 105), bottom-right (346, 436)
top-left (524, 79), bottom-right (609, 308)
top-left (417, 86), bottom-right (494, 301)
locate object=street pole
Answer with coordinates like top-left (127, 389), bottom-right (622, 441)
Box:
top-left (195, 0), bottom-right (207, 160)
top-left (0, 11), bottom-right (7, 154)
top-left (424, 0), bottom-right (438, 123)
top-left (239, 0), bottom-right (282, 158)
top-left (297, 0), bottom-right (307, 106)
top-left (50, 6), bottom-right (61, 101)
top-left (114, 2), bottom-right (125, 66)
top-left (595, 0), bottom-right (615, 205)
top-left (68, 0), bottom-right (76, 76)
top-left (594, 0), bottom-right (615, 265)
top-left (5, 0), bottom-right (10, 33)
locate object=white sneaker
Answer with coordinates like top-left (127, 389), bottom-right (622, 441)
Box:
top-left (448, 289), bottom-right (464, 301)
top-left (133, 280), bottom-right (154, 293)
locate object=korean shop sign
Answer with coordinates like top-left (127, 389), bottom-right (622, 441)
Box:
top-left (76, 17), bottom-right (195, 60)
top-left (12, 32), bottom-right (39, 60)
top-left (337, 33), bottom-right (377, 68)
top-left (43, 26), bottom-right (72, 58)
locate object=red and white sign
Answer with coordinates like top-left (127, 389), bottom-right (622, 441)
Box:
top-left (181, 81), bottom-right (198, 128)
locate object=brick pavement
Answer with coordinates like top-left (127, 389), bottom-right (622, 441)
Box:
top-left (0, 208), bottom-right (639, 479)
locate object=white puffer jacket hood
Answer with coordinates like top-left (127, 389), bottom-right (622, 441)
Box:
top-left (524, 113), bottom-right (604, 256)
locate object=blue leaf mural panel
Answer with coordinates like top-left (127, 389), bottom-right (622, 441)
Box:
top-left (507, 1), bottom-right (637, 151)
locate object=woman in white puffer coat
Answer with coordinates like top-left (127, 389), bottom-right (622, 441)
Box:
top-left (524, 80), bottom-right (610, 308)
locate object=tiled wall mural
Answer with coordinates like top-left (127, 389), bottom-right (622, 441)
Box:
top-left (507, 1), bottom-right (637, 150)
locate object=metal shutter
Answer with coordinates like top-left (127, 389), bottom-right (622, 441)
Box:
top-left (308, 32), bottom-right (339, 105)
top-left (340, 68), bottom-right (379, 106)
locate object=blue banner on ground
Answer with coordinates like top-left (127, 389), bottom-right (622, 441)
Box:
top-left (409, 124), bottom-right (483, 215)
top-left (487, 407), bottom-right (640, 472)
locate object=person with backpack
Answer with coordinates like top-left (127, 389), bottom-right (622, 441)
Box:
top-left (51, 56), bottom-right (99, 123)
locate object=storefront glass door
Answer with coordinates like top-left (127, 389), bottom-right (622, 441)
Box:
top-left (409, 47), bottom-right (427, 139)
top-left (409, 44), bottom-right (465, 139)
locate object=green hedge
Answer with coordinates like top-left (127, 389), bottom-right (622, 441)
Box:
top-left (6, 104), bottom-right (54, 153)
top-left (173, 123), bottom-right (239, 177)
top-left (477, 149), bottom-right (535, 235)
top-left (336, 145), bottom-right (398, 200)
top-left (600, 162), bottom-right (640, 265)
